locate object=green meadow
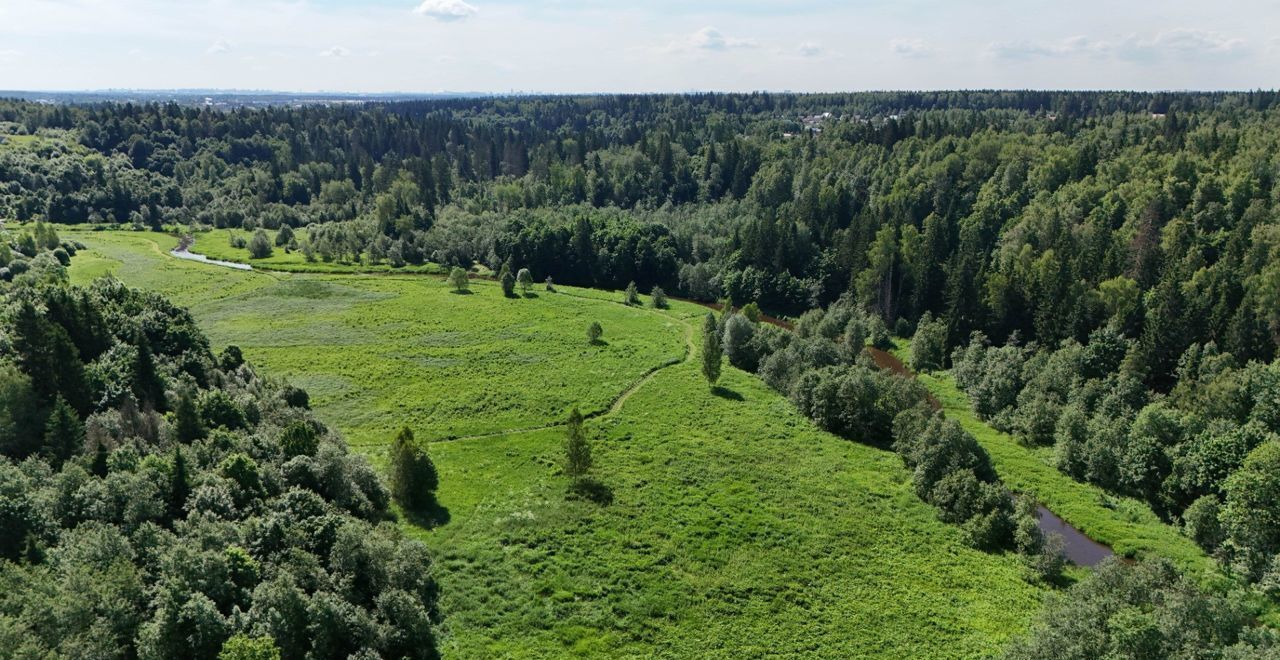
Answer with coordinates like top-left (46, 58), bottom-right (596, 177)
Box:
top-left (66, 229), bottom-right (1050, 657)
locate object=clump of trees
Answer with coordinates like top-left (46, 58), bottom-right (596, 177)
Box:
top-left (1004, 558), bottom-right (1277, 658)
top-left (0, 276), bottom-right (440, 659)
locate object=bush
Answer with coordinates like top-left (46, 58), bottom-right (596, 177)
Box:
top-left (587, 321), bottom-right (603, 344)
top-left (650, 286), bottom-right (668, 309)
top-left (247, 230), bottom-right (273, 259)
top-left (624, 281), bottom-right (640, 305)
top-left (909, 312), bottom-right (948, 373)
top-left (517, 267), bottom-right (534, 294)
top-left (448, 267), bottom-right (469, 293)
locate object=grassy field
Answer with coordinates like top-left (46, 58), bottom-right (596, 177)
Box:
top-left (65, 228), bottom-right (1052, 657)
top-left (888, 341), bottom-right (1213, 576)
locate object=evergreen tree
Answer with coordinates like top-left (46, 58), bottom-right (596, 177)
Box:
top-left (702, 312), bottom-right (722, 387)
top-left (174, 388), bottom-right (205, 443)
top-left (132, 328), bottom-right (166, 411)
top-left (91, 441), bottom-right (109, 477)
top-left (389, 427), bottom-right (439, 512)
top-left (563, 408), bottom-right (592, 481)
top-left (499, 264), bottom-right (516, 297)
top-left (170, 446), bottom-right (190, 520)
top-left (42, 395), bottom-right (83, 466)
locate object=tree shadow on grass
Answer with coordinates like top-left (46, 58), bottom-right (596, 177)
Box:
top-left (589, 339), bottom-right (609, 347)
top-left (522, 292), bottom-right (540, 299)
top-left (711, 385), bottom-right (744, 401)
top-left (449, 289), bottom-right (474, 295)
top-left (402, 497), bottom-right (452, 529)
top-left (568, 477), bottom-right (613, 505)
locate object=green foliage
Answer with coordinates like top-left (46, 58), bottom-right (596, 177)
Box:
top-left (389, 427), bottom-right (439, 512)
top-left (218, 635), bottom-right (280, 660)
top-left (174, 388), bottom-right (205, 443)
top-left (42, 395), bottom-right (83, 465)
top-left (1003, 559), bottom-right (1273, 659)
top-left (587, 320), bottom-right (603, 344)
top-left (448, 266), bottom-right (469, 292)
top-left (739, 302), bottom-right (762, 323)
top-left (700, 312), bottom-right (722, 387)
top-left (563, 407), bottom-right (592, 482)
top-left (516, 267), bottom-right (533, 294)
top-left (247, 230), bottom-right (273, 259)
top-left (650, 285), bottom-right (668, 309)
top-left (499, 263), bottom-right (516, 297)
top-left (910, 312), bottom-right (948, 373)
top-left (623, 281), bottom-right (640, 306)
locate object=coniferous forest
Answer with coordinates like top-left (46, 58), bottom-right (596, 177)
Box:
top-left (4, 90), bottom-right (1280, 657)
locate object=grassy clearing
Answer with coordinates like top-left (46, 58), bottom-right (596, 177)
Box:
top-left (66, 229), bottom-right (686, 453)
top-left (888, 340), bottom-right (1212, 575)
top-left (66, 229), bottom-right (1052, 657)
top-left (422, 353), bottom-right (1045, 658)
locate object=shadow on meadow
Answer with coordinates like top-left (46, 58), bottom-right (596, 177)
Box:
top-left (568, 477), bottom-right (613, 505)
top-left (711, 385), bottom-right (744, 401)
top-left (403, 497), bottom-right (452, 529)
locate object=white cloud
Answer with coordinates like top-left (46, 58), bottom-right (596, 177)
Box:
top-left (797, 41), bottom-right (824, 58)
top-left (889, 38), bottom-right (933, 59)
top-left (666, 26), bottom-right (757, 54)
top-left (206, 39), bottom-right (232, 55)
top-left (1117, 29), bottom-right (1248, 60)
top-left (319, 46), bottom-right (351, 58)
top-left (413, 0), bottom-right (478, 22)
top-left (987, 30), bottom-right (1247, 61)
top-left (0, 49), bottom-right (21, 64)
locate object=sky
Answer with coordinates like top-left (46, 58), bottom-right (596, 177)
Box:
top-left (0, 0), bottom-right (1277, 93)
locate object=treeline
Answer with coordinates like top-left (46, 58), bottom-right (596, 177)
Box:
top-left (0, 239), bottom-right (439, 658)
top-left (4, 91), bottom-right (1280, 350)
top-left (950, 328), bottom-right (1280, 583)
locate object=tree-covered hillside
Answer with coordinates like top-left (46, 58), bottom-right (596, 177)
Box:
top-left (0, 229), bottom-right (438, 659)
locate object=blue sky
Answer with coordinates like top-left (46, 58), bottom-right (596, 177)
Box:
top-left (0, 0), bottom-right (1276, 92)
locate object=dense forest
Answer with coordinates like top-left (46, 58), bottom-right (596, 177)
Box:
top-left (0, 226), bottom-right (439, 658)
top-left (5, 90), bottom-right (1280, 655)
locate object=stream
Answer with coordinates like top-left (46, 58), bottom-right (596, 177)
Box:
top-left (864, 346), bottom-right (1115, 566)
top-left (170, 245), bottom-right (253, 271)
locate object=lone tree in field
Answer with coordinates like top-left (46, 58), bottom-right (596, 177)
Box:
top-left (389, 426), bottom-right (439, 512)
top-left (248, 229), bottom-right (273, 259)
top-left (650, 286), bottom-right (668, 309)
top-left (517, 268), bottom-right (534, 294)
top-left (587, 321), bottom-right (603, 344)
top-left (701, 312), bottom-right (722, 387)
top-left (545, 276), bottom-right (555, 292)
top-left (563, 408), bottom-right (592, 483)
top-left (624, 281), bottom-right (640, 305)
top-left (448, 266), bottom-right (469, 293)
top-left (499, 263), bottom-right (516, 297)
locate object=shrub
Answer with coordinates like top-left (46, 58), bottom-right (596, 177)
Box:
top-left (650, 286), bottom-right (668, 309)
top-left (448, 267), bottom-right (469, 293)
top-left (910, 312), bottom-right (948, 373)
top-left (623, 281), bottom-right (640, 305)
top-left (516, 268), bottom-right (534, 294)
top-left (247, 230), bottom-right (273, 259)
top-left (587, 321), bottom-right (603, 344)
